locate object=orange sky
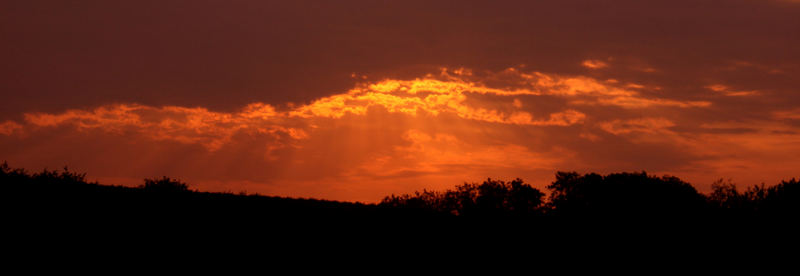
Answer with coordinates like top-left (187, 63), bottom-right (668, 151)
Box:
top-left (2, 0), bottom-right (800, 202)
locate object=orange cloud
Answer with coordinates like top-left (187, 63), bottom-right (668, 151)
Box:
top-left (599, 118), bottom-right (676, 135)
top-left (682, 121), bottom-right (800, 188)
top-left (11, 68), bottom-right (604, 152)
top-left (509, 70), bottom-right (710, 108)
top-left (22, 103), bottom-right (298, 151)
top-left (6, 67), bottom-right (789, 202)
top-left (706, 84), bottom-right (760, 96)
top-left (10, 67), bottom-right (713, 151)
top-left (773, 108), bottom-right (800, 120)
top-left (582, 59), bottom-right (609, 69)
top-left (590, 96), bottom-right (711, 108)
top-left (291, 77), bottom-right (587, 126)
top-left (0, 121), bottom-right (22, 136)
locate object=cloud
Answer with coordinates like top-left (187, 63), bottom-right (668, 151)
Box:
top-left (11, 68), bottom-right (604, 151)
top-left (499, 69), bottom-right (711, 108)
top-left (7, 67), bottom-right (714, 151)
top-left (0, 121), bottom-right (22, 136)
top-left (773, 108), bottom-right (800, 120)
top-left (22, 103), bottom-right (298, 151)
top-left (706, 84), bottom-right (760, 97)
top-left (2, 67), bottom-right (798, 201)
top-left (582, 59), bottom-right (609, 69)
top-left (289, 77), bottom-right (587, 126)
top-left (599, 118), bottom-right (676, 135)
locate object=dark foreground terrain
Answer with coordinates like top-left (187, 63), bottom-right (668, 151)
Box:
top-left (6, 161), bottom-right (800, 257)
top-left (3, 162), bottom-right (799, 231)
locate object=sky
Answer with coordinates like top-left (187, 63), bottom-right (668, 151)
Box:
top-left (2, 0), bottom-right (800, 202)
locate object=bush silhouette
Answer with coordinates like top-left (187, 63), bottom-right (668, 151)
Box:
top-left (140, 176), bottom-right (190, 193)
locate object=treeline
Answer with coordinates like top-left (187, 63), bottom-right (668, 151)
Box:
top-left (382, 172), bottom-right (800, 219)
top-left (3, 162), bottom-right (800, 220)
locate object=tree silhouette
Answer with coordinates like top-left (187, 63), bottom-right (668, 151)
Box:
top-left (708, 179), bottom-right (761, 215)
top-left (381, 178), bottom-right (544, 217)
top-left (546, 171), bottom-right (707, 218)
top-left (761, 178), bottom-right (800, 214)
top-left (4, 161), bottom-right (800, 222)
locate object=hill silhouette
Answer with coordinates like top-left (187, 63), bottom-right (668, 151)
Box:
top-left (3, 162), bottom-right (799, 223)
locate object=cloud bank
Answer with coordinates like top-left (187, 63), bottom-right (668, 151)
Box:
top-left (3, 67), bottom-right (799, 201)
